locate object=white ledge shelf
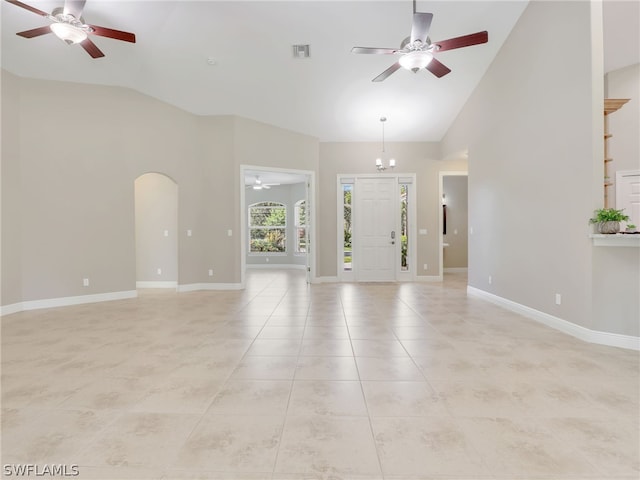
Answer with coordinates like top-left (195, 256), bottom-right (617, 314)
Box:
top-left (590, 233), bottom-right (640, 247)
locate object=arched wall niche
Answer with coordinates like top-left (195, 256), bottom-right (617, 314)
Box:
top-left (134, 172), bottom-right (179, 288)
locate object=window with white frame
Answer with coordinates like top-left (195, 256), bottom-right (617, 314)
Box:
top-left (295, 199), bottom-right (307, 253)
top-left (249, 202), bottom-right (286, 253)
top-left (342, 183), bottom-right (353, 271)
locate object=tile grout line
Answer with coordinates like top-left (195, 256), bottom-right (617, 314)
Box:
top-left (340, 287), bottom-right (386, 479)
top-left (268, 274), bottom-right (311, 478)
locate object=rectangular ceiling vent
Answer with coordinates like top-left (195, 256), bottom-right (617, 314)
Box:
top-left (292, 44), bottom-right (310, 58)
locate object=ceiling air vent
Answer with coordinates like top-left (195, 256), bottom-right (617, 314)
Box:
top-left (292, 44), bottom-right (310, 58)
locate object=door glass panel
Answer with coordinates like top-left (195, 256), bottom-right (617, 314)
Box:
top-left (343, 184), bottom-right (353, 271)
top-left (400, 184), bottom-right (409, 271)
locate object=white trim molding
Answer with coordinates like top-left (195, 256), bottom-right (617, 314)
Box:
top-left (0, 303), bottom-right (24, 316)
top-left (246, 264), bottom-right (307, 270)
top-left (589, 234), bottom-right (640, 247)
top-left (468, 286), bottom-right (640, 351)
top-left (1, 290), bottom-right (138, 316)
top-left (177, 283), bottom-right (243, 292)
top-left (136, 281), bottom-right (178, 289)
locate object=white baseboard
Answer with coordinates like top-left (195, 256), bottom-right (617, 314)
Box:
top-left (136, 281), bottom-right (178, 289)
top-left (467, 286), bottom-right (640, 351)
top-left (177, 283), bottom-right (243, 292)
top-left (246, 264), bottom-right (307, 270)
top-left (444, 267), bottom-right (468, 273)
top-left (0, 303), bottom-right (24, 316)
top-left (1, 290), bottom-right (138, 316)
top-left (415, 275), bottom-right (443, 282)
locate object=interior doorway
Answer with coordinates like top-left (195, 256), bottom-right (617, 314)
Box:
top-left (439, 172), bottom-right (468, 278)
top-left (134, 173), bottom-right (179, 289)
top-left (240, 165), bottom-right (316, 287)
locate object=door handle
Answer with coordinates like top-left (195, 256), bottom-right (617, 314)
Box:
top-left (391, 231), bottom-right (396, 239)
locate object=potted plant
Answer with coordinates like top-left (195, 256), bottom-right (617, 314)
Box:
top-left (589, 208), bottom-right (630, 234)
top-left (626, 223), bottom-right (637, 233)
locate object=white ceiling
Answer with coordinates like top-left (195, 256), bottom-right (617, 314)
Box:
top-left (1, 1), bottom-right (637, 142)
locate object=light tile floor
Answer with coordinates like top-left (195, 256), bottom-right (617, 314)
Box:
top-left (2, 270), bottom-right (638, 479)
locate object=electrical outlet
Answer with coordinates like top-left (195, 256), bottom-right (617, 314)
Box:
top-left (423, 264), bottom-right (428, 270)
top-left (208, 269), bottom-right (214, 276)
top-left (555, 293), bottom-right (562, 305)
top-left (227, 229), bottom-right (233, 236)
top-left (454, 229), bottom-right (458, 235)
top-left (187, 229), bottom-right (192, 237)
top-left (163, 230), bottom-right (169, 237)
top-left (83, 278), bottom-right (89, 287)
top-left (157, 268), bottom-right (162, 275)
top-left (488, 275), bottom-right (492, 285)
top-left (470, 227), bottom-right (474, 235)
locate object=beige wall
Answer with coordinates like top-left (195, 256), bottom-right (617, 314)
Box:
top-left (1, 70), bottom-right (22, 306)
top-left (0, 75), bottom-right (321, 303)
top-left (441, 1), bottom-right (599, 330)
top-left (195, 116), bottom-right (239, 285)
top-left (592, 247), bottom-right (640, 336)
top-left (440, 1), bottom-right (637, 337)
top-left (2, 75), bottom-right (240, 301)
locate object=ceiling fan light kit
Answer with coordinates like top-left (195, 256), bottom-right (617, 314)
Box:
top-left (6, 0), bottom-right (136, 58)
top-left (351, 1), bottom-right (488, 81)
top-left (399, 50), bottom-right (433, 71)
top-left (50, 22), bottom-right (87, 44)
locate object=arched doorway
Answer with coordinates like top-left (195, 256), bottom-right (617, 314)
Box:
top-left (134, 173), bottom-right (178, 289)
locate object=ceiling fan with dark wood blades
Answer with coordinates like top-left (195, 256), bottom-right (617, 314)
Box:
top-left (5, 0), bottom-right (136, 58)
top-left (351, 0), bottom-right (488, 81)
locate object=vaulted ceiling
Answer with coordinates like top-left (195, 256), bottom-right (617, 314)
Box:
top-left (1, 1), bottom-right (637, 142)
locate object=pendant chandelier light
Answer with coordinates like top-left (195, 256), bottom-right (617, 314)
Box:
top-left (375, 116), bottom-right (396, 172)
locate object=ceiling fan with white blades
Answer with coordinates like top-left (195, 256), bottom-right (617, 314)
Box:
top-left (5, 0), bottom-right (136, 58)
top-left (351, 0), bottom-right (488, 81)
top-left (248, 176), bottom-right (280, 190)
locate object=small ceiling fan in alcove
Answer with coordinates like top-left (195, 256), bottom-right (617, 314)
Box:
top-left (351, 0), bottom-right (488, 81)
top-left (5, 0), bottom-right (136, 58)
top-left (247, 176), bottom-right (281, 190)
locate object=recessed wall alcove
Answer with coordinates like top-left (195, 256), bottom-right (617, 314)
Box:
top-left (134, 173), bottom-right (179, 289)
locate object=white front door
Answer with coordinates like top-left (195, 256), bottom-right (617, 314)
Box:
top-left (355, 177), bottom-right (396, 282)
